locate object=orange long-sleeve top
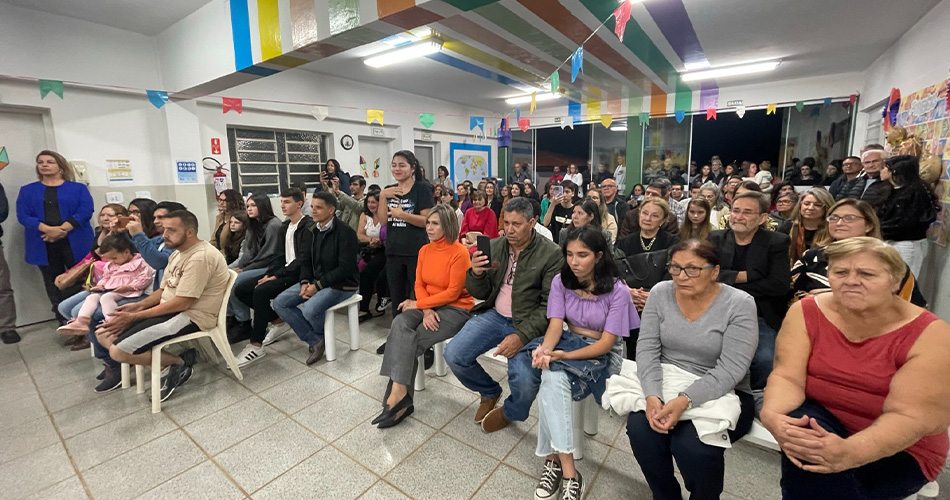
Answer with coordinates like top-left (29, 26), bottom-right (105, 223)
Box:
top-left (414, 238), bottom-right (475, 311)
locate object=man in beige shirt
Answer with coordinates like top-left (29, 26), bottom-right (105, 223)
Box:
top-left (96, 210), bottom-right (230, 401)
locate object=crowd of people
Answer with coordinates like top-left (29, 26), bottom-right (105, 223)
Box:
top-left (0, 146), bottom-right (947, 500)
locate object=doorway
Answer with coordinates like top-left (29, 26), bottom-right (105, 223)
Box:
top-left (414, 142), bottom-right (438, 181)
top-left (0, 109), bottom-right (57, 325)
top-left (358, 137), bottom-right (393, 188)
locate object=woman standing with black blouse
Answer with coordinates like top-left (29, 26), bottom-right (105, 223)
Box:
top-left (16, 150), bottom-right (94, 323)
top-left (878, 155), bottom-right (937, 277)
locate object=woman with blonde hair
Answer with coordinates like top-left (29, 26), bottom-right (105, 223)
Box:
top-left (779, 187), bottom-right (834, 263)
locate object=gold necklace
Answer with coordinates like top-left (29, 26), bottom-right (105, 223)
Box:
top-left (640, 233), bottom-right (657, 251)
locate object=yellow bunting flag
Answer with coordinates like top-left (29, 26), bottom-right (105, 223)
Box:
top-left (586, 98), bottom-right (601, 122)
top-left (367, 109), bottom-right (384, 125)
top-left (530, 92), bottom-right (537, 114)
top-left (600, 113), bottom-right (613, 129)
top-left (766, 103), bottom-right (776, 115)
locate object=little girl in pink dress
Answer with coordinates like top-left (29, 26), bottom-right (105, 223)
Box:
top-left (58, 234), bottom-right (155, 334)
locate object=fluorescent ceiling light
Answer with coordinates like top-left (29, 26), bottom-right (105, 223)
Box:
top-left (683, 60), bottom-right (710, 70)
top-left (364, 39), bottom-right (443, 68)
top-left (681, 60), bottom-right (781, 82)
top-left (505, 92), bottom-right (560, 105)
top-left (610, 125), bottom-right (628, 132)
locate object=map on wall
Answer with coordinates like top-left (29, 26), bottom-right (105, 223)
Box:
top-left (450, 143), bottom-right (492, 185)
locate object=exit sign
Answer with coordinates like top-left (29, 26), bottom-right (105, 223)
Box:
top-left (372, 127), bottom-right (384, 137)
top-left (421, 131), bottom-right (433, 141)
top-left (726, 100), bottom-right (743, 107)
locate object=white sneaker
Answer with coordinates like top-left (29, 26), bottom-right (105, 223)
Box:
top-left (262, 323), bottom-right (290, 346)
top-left (236, 344), bottom-right (266, 367)
top-left (375, 297), bottom-right (391, 313)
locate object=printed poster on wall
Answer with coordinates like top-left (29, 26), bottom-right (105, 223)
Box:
top-left (449, 143), bottom-right (492, 186)
top-left (892, 80), bottom-right (950, 246)
top-left (106, 159), bottom-right (133, 185)
top-left (176, 161), bottom-right (198, 183)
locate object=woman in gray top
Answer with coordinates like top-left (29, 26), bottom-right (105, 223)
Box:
top-left (626, 239), bottom-right (758, 500)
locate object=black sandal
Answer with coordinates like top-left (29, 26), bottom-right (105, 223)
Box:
top-left (376, 394), bottom-right (414, 429)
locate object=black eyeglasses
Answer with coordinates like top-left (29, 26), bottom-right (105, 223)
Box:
top-left (827, 214), bottom-right (865, 223)
top-left (668, 264), bottom-right (714, 277)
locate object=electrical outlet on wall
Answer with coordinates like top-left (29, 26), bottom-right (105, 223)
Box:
top-left (70, 160), bottom-right (89, 183)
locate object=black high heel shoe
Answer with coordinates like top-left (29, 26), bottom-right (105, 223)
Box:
top-left (376, 394), bottom-right (414, 429)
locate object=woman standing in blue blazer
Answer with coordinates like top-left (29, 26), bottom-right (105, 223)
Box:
top-left (16, 150), bottom-right (94, 323)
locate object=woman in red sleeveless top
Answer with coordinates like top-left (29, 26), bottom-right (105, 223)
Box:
top-left (761, 237), bottom-right (950, 500)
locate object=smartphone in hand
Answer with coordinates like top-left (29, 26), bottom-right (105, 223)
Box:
top-left (476, 235), bottom-right (492, 263)
top-left (553, 186), bottom-right (564, 198)
top-left (114, 216), bottom-right (131, 230)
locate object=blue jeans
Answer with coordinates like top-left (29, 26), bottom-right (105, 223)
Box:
top-left (56, 290), bottom-right (145, 369)
top-left (272, 284), bottom-right (354, 347)
top-left (443, 309), bottom-right (538, 422)
top-left (751, 316), bottom-right (776, 390)
top-left (228, 268), bottom-right (268, 322)
top-left (58, 290), bottom-right (90, 319)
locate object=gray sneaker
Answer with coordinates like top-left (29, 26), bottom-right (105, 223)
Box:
top-left (561, 471), bottom-right (583, 500)
top-left (535, 459), bottom-right (563, 500)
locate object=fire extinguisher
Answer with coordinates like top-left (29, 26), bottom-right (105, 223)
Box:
top-left (203, 157), bottom-right (230, 196)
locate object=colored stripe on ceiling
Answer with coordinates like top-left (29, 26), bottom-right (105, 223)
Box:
top-left (329, 0), bottom-right (360, 36)
top-left (289, 0), bottom-right (318, 49)
top-left (382, 6), bottom-right (444, 30)
top-left (378, 0), bottom-right (415, 19)
top-left (650, 83), bottom-right (668, 116)
top-left (257, 0), bottom-right (282, 60)
top-left (426, 52), bottom-right (523, 87)
top-left (240, 65), bottom-right (281, 77)
top-left (230, 0), bottom-right (253, 70)
top-left (642, 0), bottom-right (707, 68)
top-left (699, 83), bottom-right (719, 110)
top-left (442, 0), bottom-right (502, 11)
top-left (443, 40), bottom-right (540, 84)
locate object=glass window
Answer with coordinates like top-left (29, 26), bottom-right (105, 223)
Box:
top-left (591, 125), bottom-right (627, 190)
top-left (641, 116), bottom-right (690, 185)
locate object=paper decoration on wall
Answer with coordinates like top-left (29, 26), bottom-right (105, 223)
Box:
top-left (736, 105), bottom-right (746, 118)
top-left (706, 108), bottom-right (717, 120)
top-left (373, 157), bottom-right (380, 177)
top-left (586, 98), bottom-right (601, 121)
top-left (518, 117), bottom-right (530, 132)
top-left (222, 97), bottom-right (243, 114)
top-left (367, 109), bottom-right (384, 125)
top-left (567, 100), bottom-right (581, 125)
top-left (359, 156), bottom-right (368, 177)
top-left (550, 71), bottom-right (559, 94)
top-left (674, 111), bottom-right (685, 123)
top-left (311, 106), bottom-right (329, 121)
top-left (0, 147), bottom-right (8, 171)
top-left (39, 80), bottom-right (64, 99)
top-left (823, 97), bottom-right (832, 106)
top-left (571, 47), bottom-right (584, 83)
top-left (600, 113), bottom-right (613, 129)
top-left (882, 88), bottom-right (901, 131)
top-left (420, 113), bottom-right (435, 129)
top-left (794, 101), bottom-right (804, 112)
top-left (146, 90), bottom-right (168, 109)
top-left (470, 116), bottom-right (484, 132)
top-left (530, 92), bottom-right (537, 114)
top-left (766, 103), bottom-right (777, 115)
top-left (560, 117), bottom-right (574, 130)
top-left (849, 94), bottom-right (857, 106)
top-left (515, 108), bottom-right (521, 122)
top-left (613, 1), bottom-right (632, 42)
top-left (638, 112), bottom-right (649, 126)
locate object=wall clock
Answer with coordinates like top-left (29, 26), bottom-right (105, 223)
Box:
top-left (340, 135), bottom-right (354, 150)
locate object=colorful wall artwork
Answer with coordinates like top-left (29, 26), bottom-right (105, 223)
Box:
top-left (450, 143), bottom-right (492, 186)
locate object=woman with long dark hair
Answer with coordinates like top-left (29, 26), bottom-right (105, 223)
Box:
top-left (211, 189), bottom-right (245, 255)
top-left (223, 211), bottom-right (249, 265)
top-left (227, 193), bottom-right (282, 339)
top-left (678, 198), bottom-right (712, 241)
top-left (436, 165), bottom-right (454, 191)
top-left (878, 155), bottom-right (938, 276)
top-left (357, 191), bottom-right (390, 320)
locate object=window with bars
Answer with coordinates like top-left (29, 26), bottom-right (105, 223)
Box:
top-left (227, 127), bottom-right (329, 196)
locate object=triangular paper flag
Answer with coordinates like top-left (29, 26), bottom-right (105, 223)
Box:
top-left (823, 97), bottom-right (832, 106)
top-left (560, 117), bottom-right (574, 130)
top-left (638, 112), bottom-right (649, 126)
top-left (674, 111), bottom-right (685, 123)
top-left (359, 156), bottom-right (368, 176)
top-left (146, 90), bottom-right (168, 109)
top-left (586, 98), bottom-right (601, 121)
top-left (516, 108), bottom-right (521, 122)
top-left (766, 103), bottom-right (777, 115)
top-left (849, 94), bottom-right (857, 105)
top-left (550, 72), bottom-right (559, 94)
top-left (613, 1), bottom-right (632, 42)
top-left (470, 116), bottom-right (484, 132)
top-left (420, 113), bottom-right (434, 129)
top-left (736, 105), bottom-right (746, 118)
top-left (706, 108), bottom-right (717, 120)
top-left (795, 101), bottom-right (804, 112)
top-left (0, 146), bottom-right (8, 170)
top-left (39, 80), bottom-right (63, 99)
top-left (571, 46), bottom-right (584, 83)
top-left (518, 117), bottom-right (530, 132)
top-left (367, 109), bottom-right (384, 125)
top-left (600, 113), bottom-right (613, 129)
top-left (568, 100), bottom-right (581, 125)
top-left (222, 97), bottom-right (243, 114)
top-left (311, 106), bottom-right (329, 121)
top-left (530, 92), bottom-right (537, 114)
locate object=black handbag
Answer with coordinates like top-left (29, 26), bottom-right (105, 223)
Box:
top-left (619, 249), bottom-right (670, 290)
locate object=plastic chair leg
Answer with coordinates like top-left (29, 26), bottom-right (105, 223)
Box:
top-left (151, 347), bottom-right (162, 413)
top-left (434, 341), bottom-right (447, 377)
top-left (572, 400), bottom-right (585, 460)
top-left (584, 397), bottom-right (599, 436)
top-left (415, 355), bottom-right (426, 392)
top-left (347, 303), bottom-right (360, 351)
top-left (209, 330), bottom-right (243, 380)
top-left (324, 312), bottom-right (337, 361)
top-left (121, 363), bottom-right (131, 389)
top-left (197, 337), bottom-right (218, 364)
top-left (135, 365), bottom-right (144, 394)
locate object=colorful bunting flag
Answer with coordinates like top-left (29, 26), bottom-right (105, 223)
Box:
top-left (39, 79), bottom-right (63, 99)
top-left (586, 98), bottom-right (601, 122)
top-left (571, 47), bottom-right (584, 83)
top-left (222, 97), bottom-right (243, 114)
top-left (706, 108), bottom-right (717, 120)
top-left (530, 92), bottom-right (537, 114)
top-left (146, 90), bottom-right (168, 109)
top-left (823, 97), bottom-right (832, 106)
top-left (518, 117), bottom-right (530, 132)
top-left (0, 146), bottom-right (8, 170)
top-left (420, 113), bottom-right (435, 129)
top-left (373, 158), bottom-right (380, 177)
top-left (674, 111), bottom-right (685, 123)
top-left (470, 116), bottom-right (484, 132)
top-left (600, 113), bottom-right (613, 129)
top-left (795, 101), bottom-right (804, 112)
top-left (736, 105), bottom-right (746, 118)
top-left (849, 94), bottom-right (857, 105)
top-left (766, 103), bottom-right (777, 115)
top-left (311, 106), bottom-right (329, 121)
top-left (515, 107), bottom-right (521, 122)
top-left (568, 100), bottom-right (581, 125)
top-left (359, 156), bottom-right (368, 177)
top-left (638, 112), bottom-right (649, 126)
top-left (550, 72), bottom-right (559, 94)
top-left (367, 109), bottom-right (384, 125)
top-left (613, 1), bottom-right (632, 42)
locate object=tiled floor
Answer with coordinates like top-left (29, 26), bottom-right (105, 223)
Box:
top-left (2, 318), bottom-right (947, 499)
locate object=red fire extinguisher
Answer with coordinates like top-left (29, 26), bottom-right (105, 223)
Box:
top-left (203, 157), bottom-right (230, 196)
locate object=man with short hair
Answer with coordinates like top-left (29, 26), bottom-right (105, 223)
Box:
top-left (549, 165), bottom-right (564, 184)
top-left (618, 181), bottom-right (680, 237)
top-left (231, 188), bottom-right (314, 365)
top-left (600, 178), bottom-right (629, 224)
top-left (859, 147), bottom-right (891, 208)
top-left (273, 191), bottom-right (359, 365)
top-left (0, 181), bottom-right (18, 344)
top-left (445, 197), bottom-right (563, 433)
top-left (828, 156), bottom-right (866, 201)
top-left (708, 192), bottom-right (790, 393)
top-left (710, 157), bottom-right (725, 185)
top-left (332, 174), bottom-right (366, 231)
top-left (127, 201), bottom-right (185, 285)
top-left (510, 162), bottom-right (530, 184)
top-left (669, 183), bottom-right (685, 203)
top-left (96, 210), bottom-right (230, 401)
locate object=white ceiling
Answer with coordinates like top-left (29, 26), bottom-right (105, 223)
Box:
top-left (1, 0), bottom-right (212, 35)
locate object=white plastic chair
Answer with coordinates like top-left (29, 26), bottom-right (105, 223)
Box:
top-left (323, 293), bottom-right (362, 361)
top-left (121, 269), bottom-right (243, 413)
top-left (414, 340), bottom-right (448, 391)
top-left (572, 395), bottom-right (600, 460)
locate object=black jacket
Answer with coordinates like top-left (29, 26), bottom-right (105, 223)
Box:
top-left (828, 175), bottom-right (867, 201)
top-left (859, 176), bottom-right (892, 208)
top-left (265, 215), bottom-right (315, 278)
top-left (709, 228), bottom-right (791, 331)
top-left (606, 195), bottom-right (629, 225)
top-left (878, 182), bottom-right (937, 242)
top-left (300, 217), bottom-right (359, 291)
top-left (0, 182), bottom-right (7, 239)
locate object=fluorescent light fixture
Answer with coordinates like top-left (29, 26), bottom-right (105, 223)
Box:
top-left (681, 60), bottom-right (781, 82)
top-left (364, 39), bottom-right (443, 68)
top-left (610, 125), bottom-right (628, 132)
top-left (683, 59), bottom-right (710, 70)
top-left (504, 92), bottom-right (560, 105)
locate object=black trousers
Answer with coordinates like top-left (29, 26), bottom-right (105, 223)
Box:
top-left (38, 240), bottom-right (81, 322)
top-left (385, 254), bottom-right (417, 317)
top-left (780, 399), bottom-right (928, 500)
top-left (233, 274), bottom-right (298, 344)
top-left (359, 248), bottom-right (389, 312)
top-left (626, 390), bottom-right (755, 500)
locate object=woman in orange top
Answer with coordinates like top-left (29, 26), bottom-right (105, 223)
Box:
top-left (375, 204), bottom-right (475, 428)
